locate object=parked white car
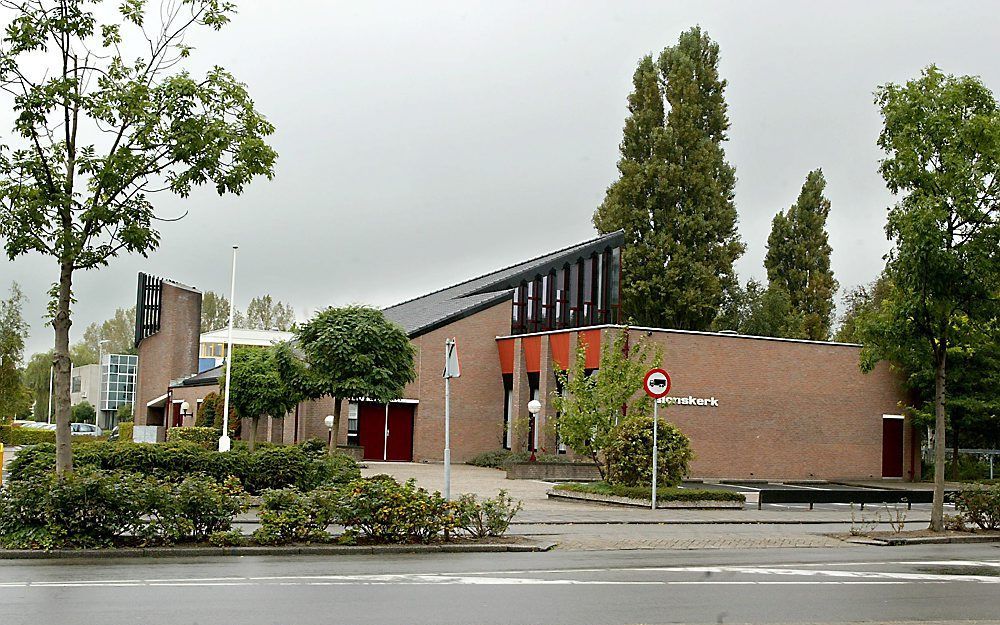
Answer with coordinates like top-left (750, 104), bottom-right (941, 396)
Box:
top-left (70, 423), bottom-right (103, 436)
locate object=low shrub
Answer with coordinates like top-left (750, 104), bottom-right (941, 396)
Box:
top-left (604, 416), bottom-right (693, 487)
top-left (953, 483), bottom-right (1000, 531)
top-left (6, 441), bottom-right (360, 494)
top-left (454, 490), bottom-right (523, 538)
top-left (336, 476), bottom-right (457, 544)
top-left (253, 487), bottom-right (340, 545)
top-left (0, 425), bottom-right (106, 446)
top-left (467, 449), bottom-right (578, 469)
top-left (0, 470), bottom-right (250, 549)
top-left (554, 481), bottom-right (746, 503)
top-left (116, 422), bottom-right (134, 443)
top-left (167, 426), bottom-right (219, 450)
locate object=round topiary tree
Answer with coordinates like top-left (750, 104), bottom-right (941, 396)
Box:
top-left (605, 416), bottom-right (693, 487)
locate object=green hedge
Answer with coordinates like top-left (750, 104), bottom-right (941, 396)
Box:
top-left (466, 449), bottom-right (579, 469)
top-left (167, 426), bottom-right (219, 449)
top-left (6, 441), bottom-right (360, 495)
top-left (554, 481), bottom-right (746, 503)
top-left (0, 425), bottom-right (107, 446)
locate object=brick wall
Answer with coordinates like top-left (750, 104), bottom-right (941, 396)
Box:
top-left (135, 282), bottom-right (201, 426)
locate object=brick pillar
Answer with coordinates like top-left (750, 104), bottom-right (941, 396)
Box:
top-left (510, 337), bottom-right (529, 453)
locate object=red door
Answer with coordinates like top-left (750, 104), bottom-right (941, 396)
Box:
top-left (882, 417), bottom-right (904, 478)
top-left (358, 402), bottom-right (414, 462)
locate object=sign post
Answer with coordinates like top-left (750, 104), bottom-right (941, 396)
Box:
top-left (442, 339), bottom-right (461, 501)
top-left (643, 368), bottom-right (671, 510)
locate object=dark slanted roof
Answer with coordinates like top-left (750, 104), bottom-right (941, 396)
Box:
top-left (383, 230), bottom-right (624, 338)
top-left (173, 364), bottom-right (224, 387)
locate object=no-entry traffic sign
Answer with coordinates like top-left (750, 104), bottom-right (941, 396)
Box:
top-left (643, 368), bottom-right (671, 399)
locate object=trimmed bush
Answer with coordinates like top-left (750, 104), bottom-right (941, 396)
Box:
top-left (454, 490), bottom-right (523, 538)
top-left (336, 476), bottom-right (457, 544)
top-left (116, 422), bottom-right (134, 443)
top-left (253, 487), bottom-right (340, 545)
top-left (605, 416), bottom-right (693, 487)
top-left (167, 426), bottom-right (219, 449)
top-left (5, 441), bottom-right (360, 494)
top-left (0, 470), bottom-right (249, 549)
top-left (0, 425), bottom-right (106, 446)
top-left (953, 483), bottom-right (1000, 531)
top-left (466, 449), bottom-right (578, 469)
top-left (554, 481), bottom-right (746, 503)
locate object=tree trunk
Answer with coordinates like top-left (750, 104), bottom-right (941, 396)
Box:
top-left (330, 397), bottom-right (342, 453)
top-left (930, 348), bottom-right (947, 532)
top-left (247, 416), bottom-right (257, 452)
top-left (53, 260), bottom-right (74, 475)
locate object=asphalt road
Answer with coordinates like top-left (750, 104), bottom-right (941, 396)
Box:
top-left (2, 544), bottom-right (999, 625)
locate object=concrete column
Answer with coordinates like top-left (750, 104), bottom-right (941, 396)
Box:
top-left (510, 337), bottom-right (529, 453)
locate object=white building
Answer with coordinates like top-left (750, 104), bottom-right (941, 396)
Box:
top-left (198, 328), bottom-right (294, 371)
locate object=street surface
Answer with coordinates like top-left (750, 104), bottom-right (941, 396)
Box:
top-left (2, 543), bottom-right (999, 625)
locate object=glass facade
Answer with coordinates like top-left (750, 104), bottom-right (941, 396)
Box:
top-left (101, 354), bottom-right (138, 413)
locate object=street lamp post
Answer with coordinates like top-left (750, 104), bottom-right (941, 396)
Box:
top-left (220, 245), bottom-right (238, 452)
top-left (324, 415), bottom-right (335, 455)
top-left (180, 401), bottom-right (192, 426)
top-left (527, 399), bottom-right (541, 462)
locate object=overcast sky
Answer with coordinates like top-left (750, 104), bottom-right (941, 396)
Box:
top-left (5, 0), bottom-right (1000, 356)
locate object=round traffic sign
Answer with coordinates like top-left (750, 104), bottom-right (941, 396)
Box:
top-left (643, 368), bottom-right (671, 399)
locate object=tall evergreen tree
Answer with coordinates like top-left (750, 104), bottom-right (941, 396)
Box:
top-left (595, 27), bottom-right (743, 330)
top-left (0, 282), bottom-right (31, 421)
top-left (765, 169), bottom-right (839, 340)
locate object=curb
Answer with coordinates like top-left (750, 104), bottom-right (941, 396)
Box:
top-left (0, 541), bottom-right (554, 560)
top-left (510, 518), bottom-right (933, 526)
top-left (546, 489), bottom-right (745, 509)
top-left (855, 534), bottom-right (1000, 547)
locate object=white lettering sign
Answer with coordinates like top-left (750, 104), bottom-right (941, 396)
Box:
top-left (656, 395), bottom-right (719, 407)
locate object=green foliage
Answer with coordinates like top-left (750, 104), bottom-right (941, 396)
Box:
top-left (764, 169), bottom-right (839, 340)
top-left (71, 401), bottom-right (96, 424)
top-left (196, 392), bottom-right (219, 428)
top-left (552, 329), bottom-right (660, 478)
top-left (953, 484), bottom-right (1000, 531)
top-left (72, 308), bottom-right (138, 365)
top-left (713, 279), bottom-right (807, 339)
top-left (276, 306), bottom-right (416, 444)
top-left (229, 346), bottom-right (300, 451)
top-left (21, 351), bottom-right (52, 422)
top-left (858, 66), bottom-right (1000, 529)
top-left (253, 487), bottom-right (340, 545)
top-left (244, 295), bottom-right (296, 331)
top-left (167, 426), bottom-right (218, 449)
top-left (593, 28), bottom-right (744, 330)
top-left (336, 476), bottom-right (457, 544)
top-left (0, 469), bottom-right (249, 549)
top-left (5, 441), bottom-right (359, 494)
top-left (201, 291), bottom-right (235, 333)
top-left (116, 422), bottom-right (134, 443)
top-left (466, 449), bottom-right (577, 469)
top-left (453, 490), bottom-right (523, 538)
top-left (835, 274), bottom-right (893, 343)
top-left (116, 403), bottom-right (133, 423)
top-left (0, 0), bottom-right (277, 475)
top-left (0, 425), bottom-right (105, 446)
top-left (554, 481), bottom-right (746, 503)
top-left (0, 282), bottom-right (31, 422)
top-left (605, 416), bottom-right (693, 487)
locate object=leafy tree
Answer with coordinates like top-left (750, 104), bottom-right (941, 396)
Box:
top-left (857, 66), bottom-right (1000, 531)
top-left (765, 169), bottom-right (839, 340)
top-left (0, 282), bottom-right (32, 421)
top-left (835, 272), bottom-right (893, 343)
top-left (202, 291), bottom-right (237, 333)
top-left (195, 391), bottom-right (219, 428)
top-left (605, 416), bottom-right (693, 487)
top-left (22, 350), bottom-right (53, 421)
top-left (594, 27), bottom-right (744, 330)
top-left (243, 295), bottom-right (295, 331)
top-left (713, 279), bottom-right (806, 338)
top-left (275, 306), bottom-right (416, 448)
top-left (70, 401), bottom-right (95, 424)
top-left (115, 403), bottom-right (133, 423)
top-left (552, 329), bottom-right (661, 479)
top-left (228, 346), bottom-right (299, 451)
top-left (73, 307), bottom-right (137, 365)
top-left (0, 1), bottom-right (277, 474)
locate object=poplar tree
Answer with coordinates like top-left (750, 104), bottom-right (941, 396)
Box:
top-left (595, 27), bottom-right (743, 330)
top-left (765, 169), bottom-right (839, 340)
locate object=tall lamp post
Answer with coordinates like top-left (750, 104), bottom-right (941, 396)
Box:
top-left (527, 399), bottom-right (541, 462)
top-left (220, 245), bottom-right (238, 452)
top-left (324, 415), bottom-right (335, 455)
